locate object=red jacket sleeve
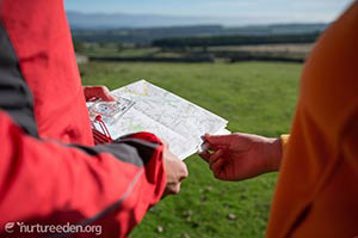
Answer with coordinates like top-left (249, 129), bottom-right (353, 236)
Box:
top-left (0, 111), bottom-right (166, 237)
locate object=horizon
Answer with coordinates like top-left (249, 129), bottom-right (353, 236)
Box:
top-left (65, 0), bottom-right (353, 26)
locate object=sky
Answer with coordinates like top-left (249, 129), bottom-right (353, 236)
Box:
top-left (65, 0), bottom-right (354, 25)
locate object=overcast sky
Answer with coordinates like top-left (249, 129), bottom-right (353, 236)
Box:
top-left (65, 0), bottom-right (354, 25)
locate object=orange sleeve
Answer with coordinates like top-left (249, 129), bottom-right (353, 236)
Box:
top-left (280, 134), bottom-right (290, 156)
top-left (267, 2), bottom-right (358, 238)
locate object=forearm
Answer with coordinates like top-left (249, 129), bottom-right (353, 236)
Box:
top-left (0, 112), bottom-right (166, 237)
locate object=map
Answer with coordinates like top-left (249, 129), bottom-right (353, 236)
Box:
top-left (89, 80), bottom-right (229, 160)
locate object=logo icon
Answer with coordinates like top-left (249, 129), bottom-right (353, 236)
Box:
top-left (4, 222), bottom-right (15, 233)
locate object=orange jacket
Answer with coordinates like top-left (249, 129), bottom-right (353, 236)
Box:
top-left (267, 2), bottom-right (358, 237)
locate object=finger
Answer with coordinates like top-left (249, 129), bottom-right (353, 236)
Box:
top-left (211, 159), bottom-right (226, 179)
top-left (180, 163), bottom-right (189, 180)
top-left (175, 160), bottom-right (189, 181)
top-left (210, 157), bottom-right (224, 171)
top-left (97, 86), bottom-right (115, 101)
top-left (166, 183), bottom-right (181, 195)
top-left (211, 158), bottom-right (225, 171)
top-left (199, 146), bottom-right (223, 164)
top-left (209, 149), bottom-right (224, 166)
top-left (173, 183), bottom-right (181, 194)
top-left (198, 150), bottom-right (211, 163)
top-left (204, 134), bottom-right (232, 148)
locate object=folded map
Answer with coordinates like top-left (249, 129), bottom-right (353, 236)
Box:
top-left (88, 80), bottom-right (230, 160)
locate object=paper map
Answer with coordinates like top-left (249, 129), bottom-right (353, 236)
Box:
top-left (89, 80), bottom-right (229, 160)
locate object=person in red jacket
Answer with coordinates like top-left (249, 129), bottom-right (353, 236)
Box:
top-left (0, 0), bottom-right (188, 237)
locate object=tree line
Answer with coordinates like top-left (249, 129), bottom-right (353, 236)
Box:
top-left (152, 32), bottom-right (320, 48)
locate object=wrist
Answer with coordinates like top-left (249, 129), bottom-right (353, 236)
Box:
top-left (264, 137), bottom-right (282, 172)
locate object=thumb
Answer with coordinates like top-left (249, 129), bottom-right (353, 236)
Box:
top-left (103, 93), bottom-right (116, 101)
top-left (98, 87), bottom-right (115, 101)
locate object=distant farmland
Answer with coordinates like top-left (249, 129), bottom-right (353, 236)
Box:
top-left (76, 42), bottom-right (314, 64)
top-left (73, 24), bottom-right (320, 63)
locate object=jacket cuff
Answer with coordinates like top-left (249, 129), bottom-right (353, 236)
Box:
top-left (280, 134), bottom-right (290, 157)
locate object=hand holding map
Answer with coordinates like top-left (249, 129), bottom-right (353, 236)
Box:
top-left (88, 80), bottom-right (230, 160)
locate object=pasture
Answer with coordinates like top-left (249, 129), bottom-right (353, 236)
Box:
top-left (81, 61), bottom-right (302, 238)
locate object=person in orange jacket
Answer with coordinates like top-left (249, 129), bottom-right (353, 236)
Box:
top-left (200, 1), bottom-right (358, 237)
top-left (0, 0), bottom-right (187, 237)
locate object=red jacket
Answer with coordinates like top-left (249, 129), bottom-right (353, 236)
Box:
top-left (0, 0), bottom-right (166, 237)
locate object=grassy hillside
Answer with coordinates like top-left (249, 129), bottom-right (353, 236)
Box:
top-left (80, 62), bottom-right (301, 238)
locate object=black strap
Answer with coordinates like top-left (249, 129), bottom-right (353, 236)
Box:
top-left (0, 22), bottom-right (38, 137)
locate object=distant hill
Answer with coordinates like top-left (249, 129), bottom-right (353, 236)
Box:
top-left (67, 11), bottom-right (220, 29)
top-left (68, 11), bottom-right (328, 44)
top-left (71, 24), bottom-right (327, 45)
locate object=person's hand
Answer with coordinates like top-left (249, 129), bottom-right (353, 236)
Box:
top-left (199, 133), bottom-right (282, 181)
top-left (162, 144), bottom-right (188, 196)
top-left (83, 85), bottom-right (115, 102)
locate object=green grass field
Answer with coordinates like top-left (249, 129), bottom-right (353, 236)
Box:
top-left (81, 61), bottom-right (302, 238)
